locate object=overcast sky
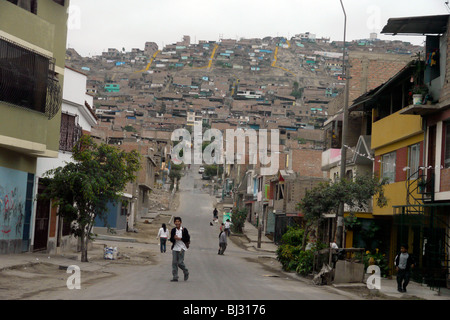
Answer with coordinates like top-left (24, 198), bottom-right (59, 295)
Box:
top-left (66, 0), bottom-right (449, 57)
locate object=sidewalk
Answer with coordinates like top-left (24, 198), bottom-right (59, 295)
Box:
top-left (238, 220), bottom-right (450, 300)
top-left (237, 220), bottom-right (278, 255)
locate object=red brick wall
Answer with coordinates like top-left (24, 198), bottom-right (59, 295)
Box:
top-left (291, 149), bottom-right (323, 177)
top-left (348, 54), bottom-right (412, 103)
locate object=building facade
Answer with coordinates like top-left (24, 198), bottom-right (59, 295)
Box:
top-left (0, 0), bottom-right (69, 254)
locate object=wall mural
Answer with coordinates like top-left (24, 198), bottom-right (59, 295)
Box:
top-left (0, 167), bottom-right (27, 240)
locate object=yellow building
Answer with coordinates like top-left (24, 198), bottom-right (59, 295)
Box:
top-left (348, 60), bottom-right (425, 275)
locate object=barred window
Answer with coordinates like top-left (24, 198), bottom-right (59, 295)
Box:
top-left (0, 37), bottom-right (49, 113)
top-left (59, 113), bottom-right (82, 152)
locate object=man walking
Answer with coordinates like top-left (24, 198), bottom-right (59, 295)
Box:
top-left (218, 225), bottom-right (227, 255)
top-left (169, 217), bottom-right (190, 282)
top-left (394, 244), bottom-right (415, 293)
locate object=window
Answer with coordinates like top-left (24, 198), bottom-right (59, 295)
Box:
top-left (7, 0), bottom-right (37, 14)
top-left (445, 122), bottom-right (450, 168)
top-left (0, 38), bottom-right (49, 113)
top-left (59, 113), bottom-right (82, 152)
top-left (121, 204), bottom-right (128, 216)
top-left (408, 143), bottom-right (421, 179)
top-left (382, 151), bottom-right (396, 183)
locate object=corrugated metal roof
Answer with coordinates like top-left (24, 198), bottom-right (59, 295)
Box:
top-left (381, 14), bottom-right (449, 35)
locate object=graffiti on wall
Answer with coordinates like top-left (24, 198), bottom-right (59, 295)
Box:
top-left (0, 167), bottom-right (27, 240)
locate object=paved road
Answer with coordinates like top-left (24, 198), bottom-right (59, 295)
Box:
top-left (30, 168), bottom-right (352, 300)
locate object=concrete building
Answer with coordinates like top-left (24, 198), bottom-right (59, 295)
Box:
top-left (32, 67), bottom-right (98, 254)
top-left (0, 0), bottom-right (69, 254)
top-left (381, 14), bottom-right (450, 289)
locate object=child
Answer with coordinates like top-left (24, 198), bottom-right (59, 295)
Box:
top-left (394, 244), bottom-right (415, 293)
top-left (156, 223), bottom-right (170, 253)
top-left (224, 219), bottom-right (232, 236)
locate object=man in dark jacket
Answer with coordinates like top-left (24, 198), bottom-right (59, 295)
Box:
top-left (169, 217), bottom-right (190, 282)
top-left (394, 244), bottom-right (415, 293)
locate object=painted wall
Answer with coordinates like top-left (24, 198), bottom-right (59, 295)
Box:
top-left (0, 166), bottom-right (32, 253)
top-left (372, 110), bottom-right (423, 152)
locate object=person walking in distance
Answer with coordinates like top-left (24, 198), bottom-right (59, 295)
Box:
top-left (224, 219), bottom-right (232, 236)
top-left (156, 223), bottom-right (169, 253)
top-left (213, 207), bottom-right (218, 222)
top-left (394, 244), bottom-right (415, 293)
top-left (169, 217), bottom-right (190, 282)
top-left (218, 225), bottom-right (227, 255)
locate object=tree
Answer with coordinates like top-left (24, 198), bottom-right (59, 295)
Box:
top-left (291, 81), bottom-right (304, 99)
top-left (204, 164), bottom-right (223, 177)
top-left (169, 162), bottom-right (183, 190)
top-left (298, 174), bottom-right (388, 251)
top-left (40, 135), bottom-right (141, 262)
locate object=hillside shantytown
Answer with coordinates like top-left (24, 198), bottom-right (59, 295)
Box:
top-left (0, 0), bottom-right (449, 301)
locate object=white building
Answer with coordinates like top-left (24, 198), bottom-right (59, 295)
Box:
top-left (32, 67), bottom-right (98, 254)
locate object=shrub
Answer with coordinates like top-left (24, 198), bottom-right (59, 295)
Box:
top-left (296, 250), bottom-right (315, 276)
top-left (276, 225), bottom-right (326, 275)
top-left (280, 226), bottom-right (304, 246)
top-left (363, 249), bottom-right (389, 277)
top-left (231, 208), bottom-right (247, 234)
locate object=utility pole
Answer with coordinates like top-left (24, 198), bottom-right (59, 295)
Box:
top-left (336, 0), bottom-right (350, 248)
top-left (257, 175), bottom-right (265, 249)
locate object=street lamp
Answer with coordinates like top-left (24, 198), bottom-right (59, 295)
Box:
top-left (336, 0), bottom-right (350, 248)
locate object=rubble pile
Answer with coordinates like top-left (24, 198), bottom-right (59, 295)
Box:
top-left (148, 188), bottom-right (171, 211)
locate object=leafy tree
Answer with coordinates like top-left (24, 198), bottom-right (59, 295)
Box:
top-left (40, 135), bottom-right (141, 262)
top-left (298, 174), bottom-right (388, 251)
top-left (291, 81), bottom-right (304, 99)
top-left (169, 162), bottom-right (183, 190)
top-left (204, 165), bottom-right (223, 177)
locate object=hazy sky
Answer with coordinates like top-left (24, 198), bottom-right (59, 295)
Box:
top-left (66, 0), bottom-right (449, 57)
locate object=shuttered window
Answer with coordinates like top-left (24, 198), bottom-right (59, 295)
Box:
top-left (59, 113), bottom-right (82, 152)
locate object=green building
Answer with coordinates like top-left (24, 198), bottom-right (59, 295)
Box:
top-left (105, 83), bottom-right (120, 92)
top-left (0, 0), bottom-right (69, 254)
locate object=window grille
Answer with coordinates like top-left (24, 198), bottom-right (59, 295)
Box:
top-left (0, 37), bottom-right (61, 119)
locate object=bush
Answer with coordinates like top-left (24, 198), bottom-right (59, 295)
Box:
top-left (231, 208), bottom-right (247, 234)
top-left (363, 249), bottom-right (389, 277)
top-left (276, 225), bottom-right (325, 276)
top-left (296, 250), bottom-right (315, 276)
top-left (276, 244), bottom-right (302, 271)
top-left (280, 226), bottom-right (304, 246)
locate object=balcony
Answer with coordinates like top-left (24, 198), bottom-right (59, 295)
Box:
top-left (372, 109), bottom-right (422, 151)
top-left (321, 148), bottom-right (341, 171)
top-left (0, 38), bottom-right (62, 157)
